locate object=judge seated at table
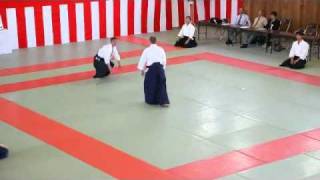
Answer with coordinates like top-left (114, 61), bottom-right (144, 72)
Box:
top-left (264, 11), bottom-right (281, 47)
top-left (175, 16), bottom-right (197, 48)
top-left (280, 31), bottom-right (309, 69)
top-left (226, 8), bottom-right (251, 45)
top-left (240, 10), bottom-right (268, 48)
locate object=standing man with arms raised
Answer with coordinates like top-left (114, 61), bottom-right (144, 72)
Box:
top-left (138, 36), bottom-right (170, 107)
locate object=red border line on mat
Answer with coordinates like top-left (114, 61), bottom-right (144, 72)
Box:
top-left (1, 52), bottom-right (320, 94)
top-left (1, 52), bottom-right (320, 179)
top-left (0, 49), bottom-right (142, 77)
top-left (201, 53), bottom-right (320, 87)
top-left (0, 55), bottom-right (199, 94)
top-left (0, 36), bottom-right (179, 77)
top-left (0, 98), bottom-right (179, 180)
top-left (166, 130), bottom-right (320, 179)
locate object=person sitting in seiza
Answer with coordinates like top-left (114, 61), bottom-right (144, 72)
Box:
top-left (226, 8), bottom-right (251, 45)
top-left (240, 9), bottom-right (268, 48)
top-left (138, 36), bottom-right (170, 107)
top-left (280, 31), bottom-right (309, 69)
top-left (93, 37), bottom-right (121, 78)
top-left (174, 16), bottom-right (197, 48)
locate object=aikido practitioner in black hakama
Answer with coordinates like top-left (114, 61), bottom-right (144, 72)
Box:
top-left (280, 31), bottom-right (309, 69)
top-left (93, 37), bottom-right (121, 78)
top-left (174, 16), bottom-right (197, 48)
top-left (138, 36), bottom-right (170, 107)
top-left (0, 144), bottom-right (9, 159)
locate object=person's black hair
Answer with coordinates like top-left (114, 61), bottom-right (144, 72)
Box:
top-left (149, 36), bottom-right (157, 44)
top-left (186, 16), bottom-right (192, 20)
top-left (271, 11), bottom-right (277, 17)
top-left (296, 31), bottom-right (304, 36)
top-left (110, 37), bottom-right (117, 42)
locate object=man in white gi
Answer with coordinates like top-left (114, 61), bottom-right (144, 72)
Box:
top-left (93, 37), bottom-right (121, 78)
top-left (138, 36), bottom-right (170, 107)
top-left (174, 16), bottom-right (197, 48)
top-left (280, 31), bottom-right (309, 69)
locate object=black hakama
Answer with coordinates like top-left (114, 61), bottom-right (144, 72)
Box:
top-left (144, 63), bottom-right (170, 105)
top-left (174, 36), bottom-right (197, 48)
top-left (93, 55), bottom-right (114, 78)
top-left (280, 56), bottom-right (306, 69)
top-left (0, 146), bottom-right (8, 159)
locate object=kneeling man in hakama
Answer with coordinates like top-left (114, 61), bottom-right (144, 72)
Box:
top-left (280, 31), bottom-right (309, 69)
top-left (93, 37), bottom-right (121, 78)
top-left (138, 36), bottom-right (170, 107)
top-left (174, 16), bottom-right (197, 48)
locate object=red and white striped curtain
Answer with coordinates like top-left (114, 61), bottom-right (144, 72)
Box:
top-left (0, 0), bottom-right (243, 49)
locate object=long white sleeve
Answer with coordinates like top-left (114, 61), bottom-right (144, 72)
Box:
top-left (178, 25), bottom-right (185, 37)
top-left (300, 43), bottom-right (310, 60)
top-left (188, 25), bottom-right (195, 39)
top-left (137, 50), bottom-right (147, 71)
top-left (112, 47), bottom-right (121, 61)
top-left (289, 43), bottom-right (295, 58)
top-left (161, 48), bottom-right (167, 69)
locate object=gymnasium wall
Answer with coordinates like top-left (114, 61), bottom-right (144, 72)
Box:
top-left (0, 0), bottom-right (243, 49)
top-left (243, 0), bottom-right (320, 31)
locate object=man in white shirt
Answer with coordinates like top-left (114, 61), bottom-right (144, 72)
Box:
top-left (241, 10), bottom-right (268, 48)
top-left (138, 36), bottom-right (170, 107)
top-left (280, 31), bottom-right (309, 69)
top-left (174, 16), bottom-right (197, 48)
top-left (226, 8), bottom-right (251, 45)
top-left (93, 37), bottom-right (121, 78)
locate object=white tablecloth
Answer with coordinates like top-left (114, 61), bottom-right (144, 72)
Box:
top-left (0, 29), bottom-right (14, 55)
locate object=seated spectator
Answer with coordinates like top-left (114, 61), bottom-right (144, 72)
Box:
top-left (265, 11), bottom-right (281, 47)
top-left (280, 31), bottom-right (309, 69)
top-left (240, 10), bottom-right (268, 48)
top-left (226, 8), bottom-right (251, 45)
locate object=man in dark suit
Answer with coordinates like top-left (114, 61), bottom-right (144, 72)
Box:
top-left (265, 11), bottom-right (281, 48)
top-left (265, 11), bottom-right (281, 31)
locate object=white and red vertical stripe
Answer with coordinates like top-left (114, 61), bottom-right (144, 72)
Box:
top-left (0, 0), bottom-right (243, 49)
